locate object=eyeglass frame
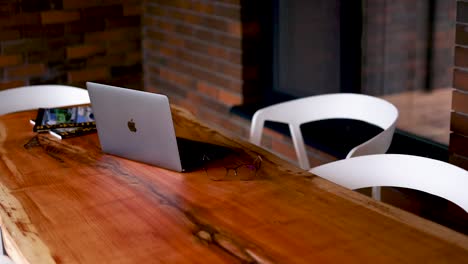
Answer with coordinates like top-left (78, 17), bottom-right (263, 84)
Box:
top-left (202, 154), bottom-right (263, 181)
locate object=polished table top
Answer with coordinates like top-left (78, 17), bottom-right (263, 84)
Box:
top-left (0, 106), bottom-right (467, 263)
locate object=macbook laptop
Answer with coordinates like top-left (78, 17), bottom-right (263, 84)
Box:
top-left (86, 82), bottom-right (231, 172)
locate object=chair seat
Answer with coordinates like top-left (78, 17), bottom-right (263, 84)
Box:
top-left (310, 154), bottom-right (468, 213)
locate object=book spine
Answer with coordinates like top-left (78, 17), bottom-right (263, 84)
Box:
top-left (49, 127), bottom-right (97, 139)
top-left (34, 122), bottom-right (96, 132)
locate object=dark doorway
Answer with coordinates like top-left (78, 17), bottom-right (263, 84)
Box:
top-left (273, 0), bottom-right (362, 97)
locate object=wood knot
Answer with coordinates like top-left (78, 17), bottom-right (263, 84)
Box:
top-left (196, 230), bottom-right (212, 243)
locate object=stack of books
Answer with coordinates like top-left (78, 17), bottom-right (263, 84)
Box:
top-left (32, 106), bottom-right (97, 139)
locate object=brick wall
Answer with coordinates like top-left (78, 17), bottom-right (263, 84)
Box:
top-left (450, 0), bottom-right (468, 170)
top-left (143, 1), bottom-right (244, 113)
top-left (142, 0), bottom-right (334, 166)
top-left (142, 1), bottom-right (457, 168)
top-left (362, 0), bottom-right (455, 95)
top-left (0, 0), bottom-right (143, 91)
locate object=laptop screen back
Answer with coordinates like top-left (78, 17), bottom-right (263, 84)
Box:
top-left (86, 82), bottom-right (183, 171)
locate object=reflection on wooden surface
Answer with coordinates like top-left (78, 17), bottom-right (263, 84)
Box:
top-left (0, 106), bottom-right (466, 263)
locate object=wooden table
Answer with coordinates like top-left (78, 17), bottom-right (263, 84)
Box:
top-left (0, 106), bottom-right (467, 263)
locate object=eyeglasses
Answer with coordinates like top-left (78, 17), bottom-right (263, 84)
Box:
top-left (203, 155), bottom-right (263, 181)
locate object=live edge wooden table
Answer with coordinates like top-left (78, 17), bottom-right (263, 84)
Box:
top-left (0, 106), bottom-right (467, 264)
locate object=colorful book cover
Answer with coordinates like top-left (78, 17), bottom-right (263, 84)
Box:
top-left (33, 106), bottom-right (96, 132)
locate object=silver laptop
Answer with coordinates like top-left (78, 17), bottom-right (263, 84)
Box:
top-left (87, 82), bottom-right (230, 172)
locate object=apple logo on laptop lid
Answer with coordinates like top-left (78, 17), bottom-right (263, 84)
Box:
top-left (127, 118), bottom-right (137, 132)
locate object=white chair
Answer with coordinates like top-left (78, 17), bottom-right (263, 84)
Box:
top-left (0, 85), bottom-right (90, 116)
top-left (250, 93), bottom-right (398, 169)
top-left (310, 154), bottom-right (468, 213)
top-left (0, 256), bottom-right (13, 264)
top-left (250, 93), bottom-right (399, 199)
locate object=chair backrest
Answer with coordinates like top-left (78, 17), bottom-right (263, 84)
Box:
top-left (310, 154), bottom-right (468, 213)
top-left (0, 85), bottom-right (90, 116)
top-left (250, 93), bottom-right (399, 169)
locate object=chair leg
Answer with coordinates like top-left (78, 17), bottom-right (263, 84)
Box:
top-left (372, 186), bottom-right (381, 201)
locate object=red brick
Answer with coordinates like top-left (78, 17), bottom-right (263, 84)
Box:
top-left (271, 138), bottom-right (298, 163)
top-left (229, 51), bottom-right (242, 65)
top-left (197, 109), bottom-right (235, 135)
top-left (0, 30), bottom-right (20, 41)
top-left (68, 67), bottom-right (109, 83)
top-left (81, 5), bottom-right (123, 19)
top-left (214, 5), bottom-right (241, 20)
top-left (0, 55), bottom-right (22, 67)
top-left (0, 13), bottom-right (40, 28)
top-left (218, 89), bottom-right (242, 106)
top-left (452, 89), bottom-right (468, 113)
top-left (215, 0), bottom-right (240, 5)
top-left (449, 153), bottom-right (468, 170)
top-left (0, 3), bottom-right (17, 16)
top-left (106, 40), bottom-right (140, 55)
top-left (193, 29), bottom-right (216, 42)
top-left (159, 68), bottom-right (192, 88)
top-left (124, 5), bottom-right (141, 16)
top-left (66, 44), bottom-right (105, 59)
top-left (263, 126), bottom-right (289, 141)
top-left (125, 51), bottom-right (142, 65)
top-left (66, 19), bottom-right (106, 34)
top-left (185, 90), bottom-right (227, 113)
top-left (28, 50), bottom-right (65, 64)
top-left (196, 81), bottom-right (218, 97)
top-left (148, 30), bottom-right (184, 48)
top-left (158, 45), bottom-right (176, 57)
top-left (174, 23), bottom-right (192, 35)
top-left (145, 5), bottom-right (165, 17)
top-left (106, 16), bottom-right (140, 28)
top-left (158, 20), bottom-right (176, 32)
top-left (41, 10), bottom-right (80, 24)
top-left (0, 80), bottom-right (26, 91)
top-left (456, 24), bottom-right (468, 46)
top-left (146, 64), bottom-right (160, 76)
top-left (87, 54), bottom-right (123, 67)
top-left (167, 59), bottom-right (238, 91)
top-left (102, 0), bottom-right (122, 5)
top-left (192, 2), bottom-right (214, 14)
top-left (207, 46), bottom-right (230, 60)
top-left (217, 62), bottom-right (242, 79)
top-left (158, 0), bottom-right (192, 9)
top-left (6, 64), bottom-right (46, 78)
top-left (21, 24), bottom-right (65, 38)
top-left (449, 133), bottom-right (468, 157)
top-left (166, 9), bottom-right (201, 24)
top-left (451, 111), bottom-right (468, 137)
top-left (201, 16), bottom-right (228, 32)
top-left (218, 34), bottom-right (241, 49)
top-left (85, 28), bottom-right (141, 43)
top-left (146, 29), bottom-right (164, 42)
top-left (62, 0), bottom-right (99, 9)
top-left (227, 22), bottom-right (242, 36)
top-left (453, 69), bottom-right (468, 92)
top-left (225, 79), bottom-right (242, 93)
top-left (455, 47), bottom-right (468, 68)
top-left (179, 51), bottom-right (212, 69)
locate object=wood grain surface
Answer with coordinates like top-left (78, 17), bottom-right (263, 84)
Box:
top-left (0, 106), bottom-right (467, 263)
